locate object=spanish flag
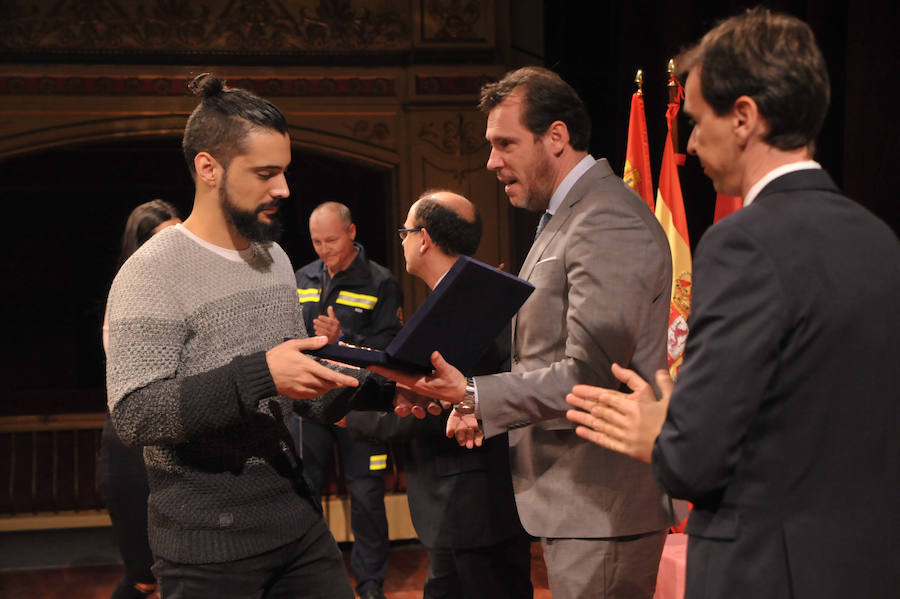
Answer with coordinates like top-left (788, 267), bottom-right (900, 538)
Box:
top-left (624, 88), bottom-right (655, 210)
top-left (714, 194), bottom-right (743, 222)
top-left (654, 80), bottom-right (692, 378)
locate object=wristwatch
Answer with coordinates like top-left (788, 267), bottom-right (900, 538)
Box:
top-left (455, 377), bottom-right (477, 414)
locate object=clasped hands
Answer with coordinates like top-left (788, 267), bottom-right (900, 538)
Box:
top-left (369, 351), bottom-right (484, 449)
top-left (313, 306), bottom-right (343, 344)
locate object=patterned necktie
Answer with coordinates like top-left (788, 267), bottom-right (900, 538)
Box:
top-left (534, 210), bottom-right (552, 242)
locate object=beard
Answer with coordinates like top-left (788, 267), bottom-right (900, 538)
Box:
top-left (220, 182), bottom-right (283, 243)
top-left (520, 142), bottom-right (555, 212)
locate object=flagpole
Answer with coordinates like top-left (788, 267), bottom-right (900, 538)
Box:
top-left (667, 59), bottom-right (679, 150)
top-left (635, 69), bottom-right (643, 94)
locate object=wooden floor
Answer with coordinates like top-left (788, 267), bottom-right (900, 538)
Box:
top-left (0, 540), bottom-right (552, 599)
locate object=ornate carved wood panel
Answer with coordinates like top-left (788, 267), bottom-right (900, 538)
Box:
top-left (404, 105), bottom-right (508, 307)
top-left (1, 0), bottom-right (495, 59)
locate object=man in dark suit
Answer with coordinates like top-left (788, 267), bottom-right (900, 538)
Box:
top-left (372, 68), bottom-right (675, 599)
top-left (347, 189), bottom-right (532, 599)
top-left (566, 9), bottom-right (900, 599)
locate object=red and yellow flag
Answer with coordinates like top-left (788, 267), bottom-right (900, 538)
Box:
top-left (713, 194), bottom-right (743, 223)
top-left (654, 80), bottom-right (692, 377)
top-left (624, 89), bottom-right (655, 210)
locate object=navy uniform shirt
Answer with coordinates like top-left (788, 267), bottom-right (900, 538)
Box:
top-left (295, 243), bottom-right (402, 350)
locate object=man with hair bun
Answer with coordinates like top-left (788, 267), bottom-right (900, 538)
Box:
top-left (106, 73), bottom-right (386, 598)
top-left (566, 9), bottom-right (900, 599)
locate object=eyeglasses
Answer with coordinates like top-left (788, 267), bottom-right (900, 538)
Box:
top-left (397, 227), bottom-right (423, 241)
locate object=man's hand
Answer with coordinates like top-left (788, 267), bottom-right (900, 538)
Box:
top-left (565, 363), bottom-right (672, 463)
top-left (393, 387), bottom-right (443, 420)
top-left (446, 409), bottom-right (483, 449)
top-left (313, 306), bottom-right (343, 344)
top-left (369, 351), bottom-right (466, 405)
top-left (266, 336), bottom-right (359, 399)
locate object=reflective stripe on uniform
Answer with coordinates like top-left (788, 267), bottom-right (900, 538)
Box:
top-left (369, 454), bottom-right (388, 471)
top-left (335, 290), bottom-right (379, 310)
top-left (297, 288), bottom-right (321, 303)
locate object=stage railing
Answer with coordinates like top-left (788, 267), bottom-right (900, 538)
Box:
top-left (0, 413), bottom-right (415, 539)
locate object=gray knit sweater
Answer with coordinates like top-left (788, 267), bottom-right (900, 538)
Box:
top-left (106, 225), bottom-right (371, 563)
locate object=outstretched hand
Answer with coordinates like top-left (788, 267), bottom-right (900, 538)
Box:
top-left (369, 350), bottom-right (466, 405)
top-left (266, 336), bottom-right (359, 400)
top-left (393, 387), bottom-right (443, 420)
top-left (565, 363), bottom-right (672, 463)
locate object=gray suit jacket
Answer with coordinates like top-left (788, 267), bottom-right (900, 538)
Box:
top-left (477, 159), bottom-right (675, 538)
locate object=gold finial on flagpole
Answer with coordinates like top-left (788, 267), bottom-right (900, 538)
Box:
top-left (667, 59), bottom-right (680, 148)
top-left (635, 69), bottom-right (644, 95)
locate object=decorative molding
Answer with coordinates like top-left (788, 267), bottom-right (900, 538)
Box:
top-left (421, 156), bottom-right (484, 183)
top-left (420, 0), bottom-right (490, 42)
top-left (415, 74), bottom-right (494, 95)
top-left (418, 113), bottom-right (485, 156)
top-left (0, 75), bottom-right (396, 97)
top-left (0, 0), bottom-right (411, 55)
top-left (343, 119), bottom-right (393, 145)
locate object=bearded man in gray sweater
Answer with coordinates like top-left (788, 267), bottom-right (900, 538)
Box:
top-left (105, 73), bottom-right (382, 599)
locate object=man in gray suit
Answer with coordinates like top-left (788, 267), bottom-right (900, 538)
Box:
top-left (372, 67), bottom-right (674, 599)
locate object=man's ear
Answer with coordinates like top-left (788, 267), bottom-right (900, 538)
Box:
top-left (544, 120), bottom-right (571, 155)
top-left (420, 228), bottom-right (433, 254)
top-left (194, 152), bottom-right (220, 188)
top-left (348, 223), bottom-right (357, 240)
top-left (732, 95), bottom-right (763, 147)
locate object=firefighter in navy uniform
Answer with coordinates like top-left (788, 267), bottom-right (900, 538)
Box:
top-left (295, 202), bottom-right (402, 599)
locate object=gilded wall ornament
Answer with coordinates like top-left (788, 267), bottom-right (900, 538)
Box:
top-left (422, 0), bottom-right (486, 41)
top-left (418, 114), bottom-right (484, 156)
top-left (345, 120), bottom-right (392, 145)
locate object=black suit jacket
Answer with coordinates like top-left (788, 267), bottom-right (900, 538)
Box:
top-left (653, 169), bottom-right (900, 599)
top-left (346, 335), bottom-right (527, 549)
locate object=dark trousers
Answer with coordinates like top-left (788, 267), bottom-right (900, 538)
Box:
top-left (152, 517), bottom-right (353, 599)
top-left (301, 419), bottom-right (389, 593)
top-left (423, 532), bottom-right (533, 599)
top-left (99, 417), bottom-right (157, 598)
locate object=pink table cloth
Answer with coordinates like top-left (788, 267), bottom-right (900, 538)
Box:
top-left (654, 533), bottom-right (687, 599)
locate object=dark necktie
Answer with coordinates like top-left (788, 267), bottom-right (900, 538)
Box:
top-left (534, 210), bottom-right (552, 242)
